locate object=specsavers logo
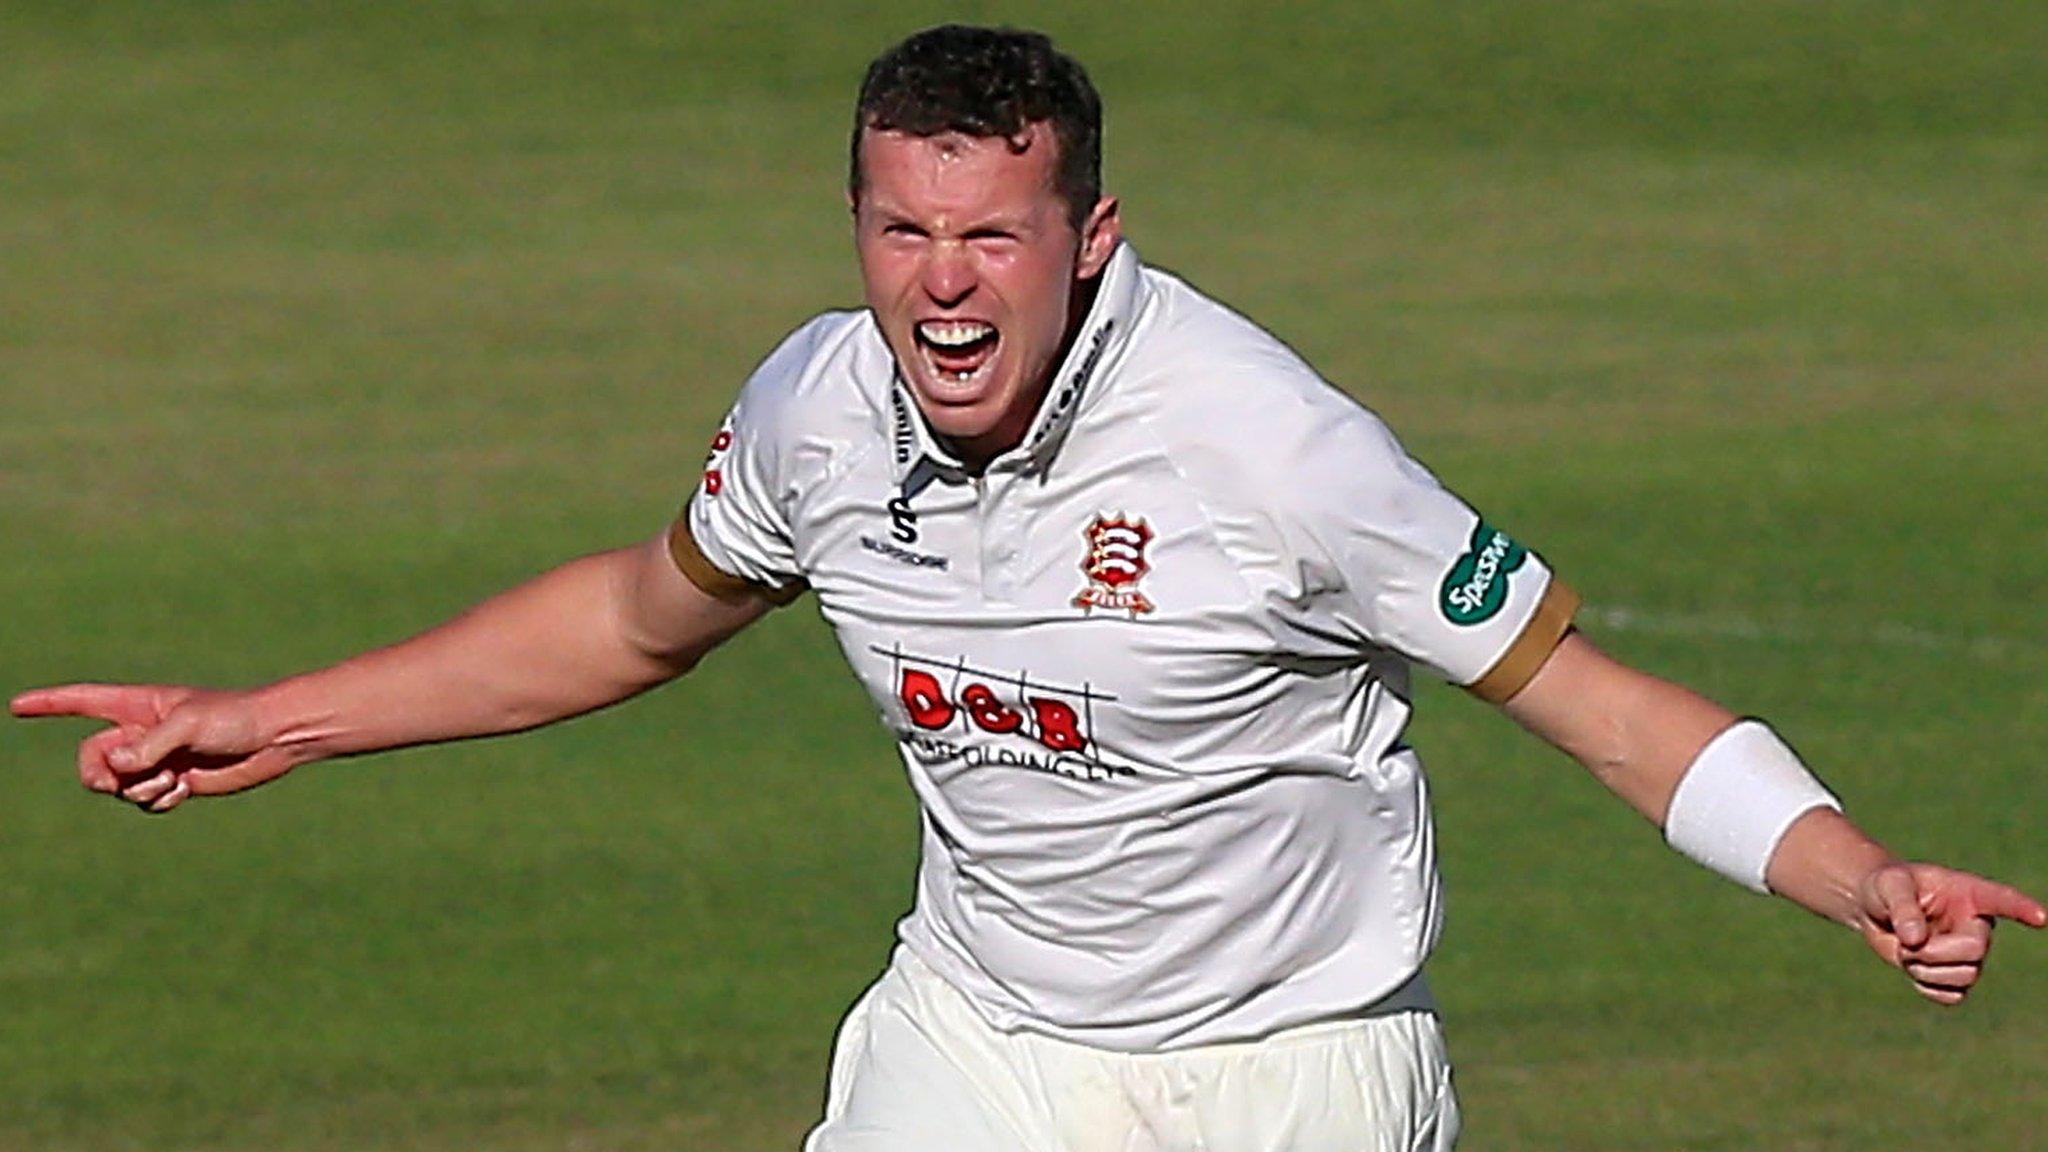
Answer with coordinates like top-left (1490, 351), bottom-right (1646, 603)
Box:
top-left (1438, 521), bottom-right (1528, 625)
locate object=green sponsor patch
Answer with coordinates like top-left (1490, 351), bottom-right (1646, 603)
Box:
top-left (1439, 522), bottom-right (1528, 625)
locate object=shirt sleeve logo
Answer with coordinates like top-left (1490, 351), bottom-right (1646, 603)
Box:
top-left (701, 426), bottom-right (735, 497)
top-left (1073, 513), bottom-right (1156, 617)
top-left (1438, 521), bottom-right (1528, 626)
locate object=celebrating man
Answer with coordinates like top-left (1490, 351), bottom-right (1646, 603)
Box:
top-left (13, 25), bottom-right (2041, 1151)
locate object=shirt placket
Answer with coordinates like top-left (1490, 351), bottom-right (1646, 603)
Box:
top-left (976, 463), bottom-right (1033, 604)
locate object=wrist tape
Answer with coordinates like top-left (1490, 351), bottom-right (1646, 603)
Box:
top-left (1663, 720), bottom-right (1841, 894)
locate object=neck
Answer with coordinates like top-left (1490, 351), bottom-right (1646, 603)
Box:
top-left (946, 272), bottom-right (1105, 470)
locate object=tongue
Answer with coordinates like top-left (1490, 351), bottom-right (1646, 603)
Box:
top-left (927, 333), bottom-right (997, 376)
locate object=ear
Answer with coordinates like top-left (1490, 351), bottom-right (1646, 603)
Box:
top-left (1075, 196), bottom-right (1122, 279)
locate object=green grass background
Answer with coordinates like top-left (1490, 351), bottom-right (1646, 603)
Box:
top-left (4, 3), bottom-right (2044, 1148)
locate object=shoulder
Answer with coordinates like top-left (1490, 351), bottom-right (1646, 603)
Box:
top-left (728, 309), bottom-right (879, 429)
top-left (1126, 267), bottom-right (1430, 522)
top-left (720, 309), bottom-right (888, 453)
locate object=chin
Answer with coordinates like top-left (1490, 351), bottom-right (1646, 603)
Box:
top-left (922, 408), bottom-right (1002, 444)
top-left (911, 374), bottom-right (1015, 423)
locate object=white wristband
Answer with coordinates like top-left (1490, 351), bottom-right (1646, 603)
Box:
top-left (1663, 720), bottom-right (1841, 894)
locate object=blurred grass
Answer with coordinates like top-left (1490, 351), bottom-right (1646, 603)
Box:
top-left (3, 3), bottom-right (2044, 1149)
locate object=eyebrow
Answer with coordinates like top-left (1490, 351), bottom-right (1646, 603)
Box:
top-left (863, 202), bottom-right (1037, 235)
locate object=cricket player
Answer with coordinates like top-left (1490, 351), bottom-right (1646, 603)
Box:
top-left (13, 25), bottom-right (2042, 1152)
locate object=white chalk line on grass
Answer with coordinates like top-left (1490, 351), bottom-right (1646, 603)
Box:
top-left (1582, 605), bottom-right (2032, 665)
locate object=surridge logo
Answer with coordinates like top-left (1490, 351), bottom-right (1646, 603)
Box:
top-left (887, 495), bottom-right (918, 544)
top-left (1073, 513), bottom-right (1155, 617)
top-left (859, 492), bottom-right (947, 569)
top-left (1438, 522), bottom-right (1528, 626)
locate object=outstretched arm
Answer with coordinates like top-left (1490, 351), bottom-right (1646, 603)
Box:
top-left (1500, 631), bottom-right (2045, 1004)
top-left (11, 532), bottom-right (776, 811)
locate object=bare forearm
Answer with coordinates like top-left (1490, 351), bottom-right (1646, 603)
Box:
top-left (1762, 808), bottom-right (1899, 927)
top-left (249, 544), bottom-right (702, 766)
top-left (1496, 635), bottom-right (2042, 1003)
top-left (1503, 633), bottom-right (1736, 826)
top-left (12, 534), bottom-right (771, 810)
top-left (1506, 632), bottom-right (1900, 921)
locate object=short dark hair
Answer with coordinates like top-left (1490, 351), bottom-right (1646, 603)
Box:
top-left (851, 25), bottom-right (1103, 229)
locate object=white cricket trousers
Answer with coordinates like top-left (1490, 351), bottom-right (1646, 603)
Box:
top-left (803, 949), bottom-right (1460, 1152)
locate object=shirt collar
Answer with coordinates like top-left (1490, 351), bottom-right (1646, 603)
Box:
top-left (886, 241), bottom-right (1145, 489)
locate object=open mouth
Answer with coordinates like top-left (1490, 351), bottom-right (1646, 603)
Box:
top-left (915, 320), bottom-right (1001, 387)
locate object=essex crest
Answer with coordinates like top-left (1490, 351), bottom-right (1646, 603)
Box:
top-left (1073, 513), bottom-right (1156, 616)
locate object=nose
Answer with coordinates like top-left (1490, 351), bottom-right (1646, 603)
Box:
top-left (921, 240), bottom-right (976, 308)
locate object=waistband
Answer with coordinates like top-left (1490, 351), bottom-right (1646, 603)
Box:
top-left (891, 945), bottom-right (1438, 1057)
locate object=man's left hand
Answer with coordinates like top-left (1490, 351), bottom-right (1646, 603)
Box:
top-left (1856, 863), bottom-right (2047, 1005)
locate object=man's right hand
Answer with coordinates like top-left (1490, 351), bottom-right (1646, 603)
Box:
top-left (11, 684), bottom-right (294, 813)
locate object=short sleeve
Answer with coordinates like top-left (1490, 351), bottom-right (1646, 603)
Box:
top-left (1299, 407), bottom-right (1577, 703)
top-left (666, 326), bottom-right (824, 604)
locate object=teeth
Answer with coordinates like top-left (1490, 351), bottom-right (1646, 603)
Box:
top-left (918, 320), bottom-right (996, 348)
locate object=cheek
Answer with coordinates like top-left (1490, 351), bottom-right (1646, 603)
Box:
top-left (1008, 262), bottom-right (1073, 340)
top-left (856, 245), bottom-right (915, 304)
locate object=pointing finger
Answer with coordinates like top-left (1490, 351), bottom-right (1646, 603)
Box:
top-left (11, 684), bottom-right (166, 727)
top-left (1959, 876), bottom-right (2048, 929)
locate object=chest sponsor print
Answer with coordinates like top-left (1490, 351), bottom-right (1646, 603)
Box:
top-left (1072, 513), bottom-right (1156, 617)
top-left (876, 644), bottom-right (1131, 782)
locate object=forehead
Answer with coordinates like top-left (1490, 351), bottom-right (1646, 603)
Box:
top-left (856, 125), bottom-right (1064, 218)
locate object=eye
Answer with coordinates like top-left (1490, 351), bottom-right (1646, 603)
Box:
top-left (963, 228), bottom-right (1019, 245)
top-left (882, 222), bottom-right (928, 239)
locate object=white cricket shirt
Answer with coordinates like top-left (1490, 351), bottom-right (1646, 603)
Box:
top-left (673, 243), bottom-right (1577, 1051)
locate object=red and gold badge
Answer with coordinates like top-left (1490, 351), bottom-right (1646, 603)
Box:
top-left (1073, 514), bottom-right (1156, 616)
